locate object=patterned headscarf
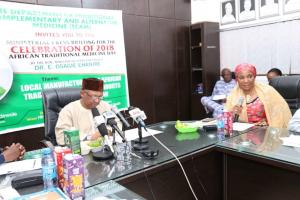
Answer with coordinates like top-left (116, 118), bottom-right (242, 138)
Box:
top-left (234, 63), bottom-right (257, 77)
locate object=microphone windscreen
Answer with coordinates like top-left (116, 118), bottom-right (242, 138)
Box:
top-left (238, 97), bottom-right (244, 106)
top-left (92, 108), bottom-right (100, 117)
top-left (128, 106), bottom-right (135, 111)
top-left (107, 118), bottom-right (118, 126)
top-left (98, 123), bottom-right (109, 136)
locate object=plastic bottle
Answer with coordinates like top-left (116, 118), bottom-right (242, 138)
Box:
top-left (223, 109), bottom-right (233, 137)
top-left (41, 148), bottom-right (57, 190)
top-left (216, 113), bottom-right (225, 134)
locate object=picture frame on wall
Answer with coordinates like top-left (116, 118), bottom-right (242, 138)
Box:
top-left (221, 0), bottom-right (237, 25)
top-left (259, 0), bottom-right (279, 18)
top-left (239, 0), bottom-right (256, 22)
top-left (284, 0), bottom-right (300, 14)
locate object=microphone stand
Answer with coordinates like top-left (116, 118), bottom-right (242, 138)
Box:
top-left (122, 123), bottom-right (126, 139)
top-left (133, 123), bottom-right (149, 151)
top-left (112, 129), bottom-right (116, 147)
top-left (111, 126), bottom-right (127, 157)
top-left (92, 138), bottom-right (114, 161)
top-left (121, 117), bottom-right (127, 139)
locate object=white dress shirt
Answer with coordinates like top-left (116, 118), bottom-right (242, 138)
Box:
top-left (288, 109), bottom-right (300, 132)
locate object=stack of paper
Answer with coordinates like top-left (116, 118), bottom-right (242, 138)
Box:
top-left (0, 158), bottom-right (41, 176)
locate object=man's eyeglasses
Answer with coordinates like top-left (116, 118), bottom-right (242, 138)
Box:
top-left (85, 90), bottom-right (103, 101)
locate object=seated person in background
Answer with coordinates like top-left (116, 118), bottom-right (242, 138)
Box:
top-left (201, 68), bottom-right (236, 118)
top-left (288, 109), bottom-right (300, 132)
top-left (225, 63), bottom-right (291, 128)
top-left (267, 68), bottom-right (282, 83)
top-left (55, 78), bottom-right (112, 145)
top-left (0, 143), bottom-right (26, 165)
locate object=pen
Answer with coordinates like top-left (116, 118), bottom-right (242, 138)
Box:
top-left (33, 159), bottom-right (36, 169)
top-left (108, 165), bottom-right (115, 178)
top-left (130, 152), bottom-right (142, 159)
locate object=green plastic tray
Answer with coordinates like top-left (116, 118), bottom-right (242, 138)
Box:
top-left (175, 125), bottom-right (198, 133)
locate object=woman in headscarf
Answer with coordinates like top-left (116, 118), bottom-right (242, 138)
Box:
top-left (225, 63), bottom-right (291, 128)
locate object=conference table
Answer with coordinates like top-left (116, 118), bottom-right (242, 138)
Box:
top-left (216, 126), bottom-right (300, 200)
top-left (83, 121), bottom-right (226, 199)
top-left (2, 121), bottom-right (300, 200)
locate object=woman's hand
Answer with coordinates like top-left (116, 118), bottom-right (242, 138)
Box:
top-left (232, 105), bottom-right (242, 117)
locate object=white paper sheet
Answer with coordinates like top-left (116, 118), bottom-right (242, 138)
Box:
top-left (0, 187), bottom-right (20, 199)
top-left (212, 94), bottom-right (226, 101)
top-left (193, 120), bottom-right (217, 128)
top-left (280, 135), bottom-right (300, 148)
top-left (0, 158), bottom-right (41, 175)
top-left (233, 122), bottom-right (254, 132)
top-left (93, 197), bottom-right (112, 200)
top-left (114, 128), bottom-right (162, 143)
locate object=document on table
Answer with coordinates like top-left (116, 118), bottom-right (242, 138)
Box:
top-left (0, 158), bottom-right (41, 175)
top-left (93, 197), bottom-right (113, 200)
top-left (114, 128), bottom-right (162, 143)
top-left (212, 94), bottom-right (226, 101)
top-left (233, 122), bottom-right (254, 132)
top-left (0, 187), bottom-right (20, 199)
top-left (192, 120), bottom-right (217, 128)
top-left (280, 135), bottom-right (300, 148)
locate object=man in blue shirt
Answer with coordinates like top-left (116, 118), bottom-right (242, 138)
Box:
top-left (201, 68), bottom-right (236, 118)
top-left (0, 143), bottom-right (25, 165)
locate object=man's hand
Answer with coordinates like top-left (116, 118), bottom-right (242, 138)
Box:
top-left (16, 143), bottom-right (26, 159)
top-left (90, 131), bottom-right (101, 140)
top-left (2, 143), bottom-right (22, 162)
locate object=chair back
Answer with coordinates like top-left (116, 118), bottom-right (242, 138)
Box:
top-left (269, 75), bottom-right (300, 114)
top-left (41, 88), bottom-right (81, 145)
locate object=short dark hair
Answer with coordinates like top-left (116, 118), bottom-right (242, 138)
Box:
top-left (221, 68), bottom-right (231, 77)
top-left (267, 68), bottom-right (282, 76)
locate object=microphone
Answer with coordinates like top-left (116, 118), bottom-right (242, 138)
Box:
top-left (111, 106), bottom-right (130, 129)
top-left (233, 97), bottom-right (244, 122)
top-left (128, 107), bottom-right (147, 131)
top-left (102, 111), bottom-right (127, 142)
top-left (91, 108), bottom-right (114, 153)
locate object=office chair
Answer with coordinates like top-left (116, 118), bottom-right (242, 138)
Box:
top-left (41, 87), bottom-right (81, 145)
top-left (269, 75), bottom-right (300, 114)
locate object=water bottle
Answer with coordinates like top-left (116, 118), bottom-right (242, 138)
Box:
top-left (223, 109), bottom-right (233, 137)
top-left (216, 113), bottom-right (225, 135)
top-left (41, 148), bottom-right (57, 190)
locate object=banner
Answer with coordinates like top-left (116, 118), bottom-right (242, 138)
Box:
top-left (0, 2), bottom-right (129, 134)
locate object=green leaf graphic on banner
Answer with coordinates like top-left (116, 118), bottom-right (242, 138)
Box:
top-left (0, 87), bottom-right (5, 97)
